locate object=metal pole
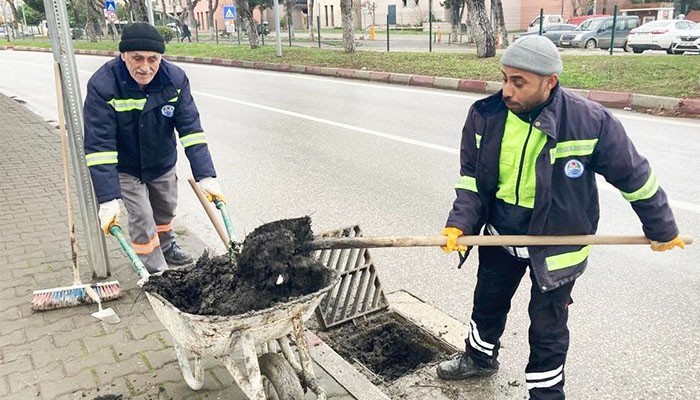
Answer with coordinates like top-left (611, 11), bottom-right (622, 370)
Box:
top-left (539, 8), bottom-right (543, 35)
top-left (316, 15), bottom-right (320, 47)
top-left (273, 0), bottom-right (282, 56)
top-left (215, 20), bottom-right (218, 44)
top-left (42, 0), bottom-right (111, 278)
top-left (610, 5), bottom-right (617, 55)
top-left (386, 14), bottom-right (389, 52)
top-left (237, 19), bottom-right (241, 44)
top-left (146, 0), bottom-right (155, 25)
top-left (428, 0), bottom-right (432, 52)
top-left (288, 14), bottom-right (292, 46)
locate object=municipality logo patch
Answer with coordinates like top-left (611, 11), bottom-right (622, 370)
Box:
top-left (564, 159), bottom-right (584, 178)
top-left (161, 105), bottom-right (175, 118)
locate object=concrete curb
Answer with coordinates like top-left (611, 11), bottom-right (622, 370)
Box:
top-left (2, 45), bottom-right (698, 116)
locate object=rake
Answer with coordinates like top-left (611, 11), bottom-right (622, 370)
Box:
top-left (30, 63), bottom-right (122, 312)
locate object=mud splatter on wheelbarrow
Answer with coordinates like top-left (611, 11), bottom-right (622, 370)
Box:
top-left (143, 216), bottom-right (331, 316)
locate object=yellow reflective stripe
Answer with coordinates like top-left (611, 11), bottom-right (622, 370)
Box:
top-left (455, 175), bottom-right (478, 193)
top-left (180, 132), bottom-right (207, 148)
top-left (86, 151), bottom-right (118, 167)
top-left (107, 98), bottom-right (147, 112)
top-left (550, 139), bottom-right (598, 164)
top-left (168, 89), bottom-right (182, 103)
top-left (621, 171), bottom-right (659, 202)
top-left (475, 133), bottom-right (482, 149)
top-left (546, 245), bottom-right (591, 271)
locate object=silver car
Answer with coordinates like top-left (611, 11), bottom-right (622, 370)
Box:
top-left (671, 27), bottom-right (700, 54)
top-left (515, 23), bottom-right (578, 47)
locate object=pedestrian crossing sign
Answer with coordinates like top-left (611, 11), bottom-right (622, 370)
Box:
top-left (223, 6), bottom-right (237, 20)
top-left (104, 1), bottom-right (116, 11)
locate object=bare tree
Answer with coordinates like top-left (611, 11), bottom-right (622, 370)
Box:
top-left (465, 0), bottom-right (494, 58)
top-left (206, 0), bottom-right (220, 37)
top-left (285, 0), bottom-right (295, 39)
top-left (490, 0), bottom-right (508, 46)
top-left (339, 0), bottom-right (354, 52)
top-left (235, 0), bottom-right (260, 47)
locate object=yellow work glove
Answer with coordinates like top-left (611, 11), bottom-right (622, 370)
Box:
top-left (441, 227), bottom-right (468, 253)
top-left (650, 235), bottom-right (685, 252)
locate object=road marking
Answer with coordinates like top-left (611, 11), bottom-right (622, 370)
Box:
top-left (193, 90), bottom-right (460, 154)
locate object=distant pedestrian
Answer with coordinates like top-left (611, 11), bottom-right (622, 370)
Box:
top-left (438, 35), bottom-right (685, 399)
top-left (83, 22), bottom-right (225, 273)
top-left (181, 23), bottom-right (192, 42)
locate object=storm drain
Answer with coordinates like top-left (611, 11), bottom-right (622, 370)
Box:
top-left (314, 225), bottom-right (389, 329)
top-left (318, 311), bottom-right (453, 382)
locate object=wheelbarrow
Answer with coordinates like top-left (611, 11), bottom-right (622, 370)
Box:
top-left (109, 203), bottom-right (340, 399)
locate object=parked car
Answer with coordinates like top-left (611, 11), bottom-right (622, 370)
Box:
top-left (566, 14), bottom-right (609, 27)
top-left (559, 16), bottom-right (639, 51)
top-left (628, 19), bottom-right (697, 54)
top-left (515, 23), bottom-right (577, 46)
top-left (526, 14), bottom-right (565, 33)
top-left (671, 26), bottom-right (700, 54)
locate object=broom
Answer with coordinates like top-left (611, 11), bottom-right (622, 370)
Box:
top-left (30, 63), bottom-right (122, 311)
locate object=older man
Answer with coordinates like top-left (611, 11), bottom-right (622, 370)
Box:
top-left (438, 35), bottom-right (684, 399)
top-left (84, 22), bottom-right (225, 273)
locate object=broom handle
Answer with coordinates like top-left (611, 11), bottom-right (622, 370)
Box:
top-left (187, 178), bottom-right (229, 247)
top-left (109, 225), bottom-right (150, 280)
top-left (310, 234), bottom-right (695, 250)
top-left (54, 63), bottom-right (81, 285)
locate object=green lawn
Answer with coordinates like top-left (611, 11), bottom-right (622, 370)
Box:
top-left (8, 39), bottom-right (700, 99)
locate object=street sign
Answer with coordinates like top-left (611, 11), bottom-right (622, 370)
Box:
top-left (104, 1), bottom-right (116, 11)
top-left (223, 6), bottom-right (237, 20)
top-left (105, 10), bottom-right (118, 22)
top-left (226, 21), bottom-right (235, 33)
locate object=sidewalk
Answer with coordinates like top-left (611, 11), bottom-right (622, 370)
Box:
top-left (0, 93), bottom-right (380, 400)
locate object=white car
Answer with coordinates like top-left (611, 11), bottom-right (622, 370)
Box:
top-left (627, 19), bottom-right (697, 54)
top-left (672, 27), bottom-right (700, 54)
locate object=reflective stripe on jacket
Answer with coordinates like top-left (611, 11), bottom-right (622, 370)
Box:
top-left (83, 56), bottom-right (216, 203)
top-left (446, 85), bottom-right (678, 292)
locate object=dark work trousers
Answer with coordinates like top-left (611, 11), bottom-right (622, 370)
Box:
top-left (118, 167), bottom-right (178, 273)
top-left (466, 245), bottom-right (575, 400)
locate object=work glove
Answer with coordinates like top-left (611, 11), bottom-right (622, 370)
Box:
top-left (441, 227), bottom-right (468, 253)
top-left (98, 199), bottom-right (120, 235)
top-left (649, 235), bottom-right (685, 252)
top-left (199, 177), bottom-right (226, 203)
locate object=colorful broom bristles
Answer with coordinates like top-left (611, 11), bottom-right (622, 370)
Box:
top-left (30, 281), bottom-right (122, 311)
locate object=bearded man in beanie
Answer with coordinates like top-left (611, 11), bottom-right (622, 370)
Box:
top-left (83, 22), bottom-right (225, 273)
top-left (437, 35), bottom-right (684, 399)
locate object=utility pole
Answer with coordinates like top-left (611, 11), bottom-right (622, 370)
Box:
top-left (273, 0), bottom-right (282, 56)
top-left (1, 0), bottom-right (10, 42)
top-left (146, 0), bottom-right (155, 24)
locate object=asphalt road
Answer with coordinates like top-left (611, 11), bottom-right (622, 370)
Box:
top-left (1, 50), bottom-right (698, 399)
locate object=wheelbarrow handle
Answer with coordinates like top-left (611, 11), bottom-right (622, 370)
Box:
top-left (310, 234), bottom-right (695, 250)
top-left (109, 225), bottom-right (150, 281)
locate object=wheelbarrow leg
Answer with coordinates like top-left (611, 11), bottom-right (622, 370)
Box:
top-left (222, 332), bottom-right (266, 400)
top-left (292, 315), bottom-right (327, 400)
top-left (173, 340), bottom-right (204, 390)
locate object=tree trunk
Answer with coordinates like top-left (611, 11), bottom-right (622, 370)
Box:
top-left (235, 0), bottom-right (259, 48)
top-left (448, 0), bottom-right (460, 43)
top-left (490, 0), bottom-right (508, 47)
top-left (207, 0), bottom-right (219, 37)
top-left (340, 0), bottom-right (354, 52)
top-left (285, 0), bottom-right (295, 40)
top-left (86, 0), bottom-right (100, 42)
top-left (465, 0), bottom-right (494, 58)
top-left (308, 0), bottom-right (314, 41)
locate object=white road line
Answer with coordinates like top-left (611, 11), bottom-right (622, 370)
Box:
top-left (192, 90), bottom-right (460, 155)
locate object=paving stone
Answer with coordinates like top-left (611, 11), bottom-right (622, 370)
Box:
top-left (95, 356), bottom-right (150, 382)
top-left (53, 322), bottom-right (106, 347)
top-left (128, 318), bottom-right (169, 340)
top-left (32, 339), bottom-right (83, 367)
top-left (38, 369), bottom-right (95, 399)
top-left (25, 313), bottom-right (76, 342)
top-left (0, 376), bottom-right (7, 397)
top-left (0, 329), bottom-right (25, 347)
top-left (2, 386), bottom-right (41, 399)
top-left (0, 354), bottom-right (33, 376)
top-left (140, 347), bottom-right (178, 371)
top-left (64, 347), bottom-right (118, 376)
top-left (8, 361), bottom-right (64, 394)
top-left (82, 330), bottom-right (130, 353)
top-left (113, 333), bottom-right (165, 361)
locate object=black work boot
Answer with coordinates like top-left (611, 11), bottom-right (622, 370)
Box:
top-left (162, 241), bottom-right (193, 265)
top-left (437, 353), bottom-right (499, 380)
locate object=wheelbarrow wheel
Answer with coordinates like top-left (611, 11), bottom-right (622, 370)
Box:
top-left (258, 353), bottom-right (304, 400)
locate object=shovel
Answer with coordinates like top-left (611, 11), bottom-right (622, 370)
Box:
top-left (84, 285), bottom-right (121, 324)
top-left (309, 233), bottom-right (695, 250)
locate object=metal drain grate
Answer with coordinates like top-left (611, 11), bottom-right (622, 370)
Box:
top-left (314, 225), bottom-right (389, 329)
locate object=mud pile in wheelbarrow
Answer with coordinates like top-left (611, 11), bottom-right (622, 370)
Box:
top-left (143, 216), bottom-right (332, 316)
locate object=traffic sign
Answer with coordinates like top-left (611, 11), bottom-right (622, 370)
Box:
top-left (104, 1), bottom-right (116, 11)
top-left (105, 10), bottom-right (118, 22)
top-left (223, 6), bottom-right (237, 20)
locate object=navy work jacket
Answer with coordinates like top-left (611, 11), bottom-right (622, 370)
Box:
top-left (446, 85), bottom-right (678, 292)
top-left (84, 56), bottom-right (216, 203)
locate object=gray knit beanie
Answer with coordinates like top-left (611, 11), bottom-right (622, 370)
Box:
top-left (500, 35), bottom-right (562, 76)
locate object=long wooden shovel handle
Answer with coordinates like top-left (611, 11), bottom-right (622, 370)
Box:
top-left (310, 234), bottom-right (694, 250)
top-left (187, 178), bottom-right (229, 247)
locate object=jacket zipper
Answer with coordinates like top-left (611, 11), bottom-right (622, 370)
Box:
top-left (514, 118), bottom-right (534, 206)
